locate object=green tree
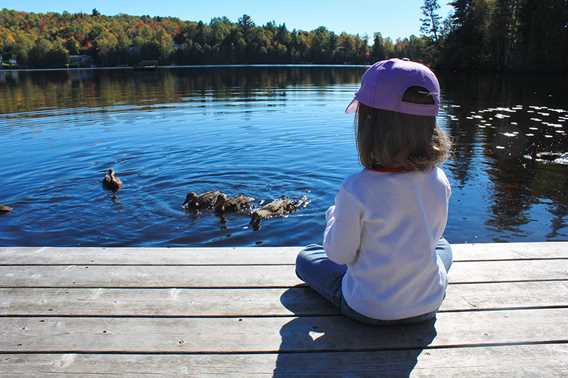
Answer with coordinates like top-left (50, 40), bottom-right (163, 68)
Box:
top-left (238, 14), bottom-right (254, 33)
top-left (64, 38), bottom-right (80, 55)
top-left (420, 0), bottom-right (442, 42)
top-left (95, 30), bottom-right (118, 65)
top-left (28, 38), bottom-right (53, 67)
top-left (442, 0), bottom-right (492, 70)
top-left (372, 32), bottom-right (386, 61)
top-left (517, 0), bottom-right (568, 71)
top-left (156, 29), bottom-right (174, 61)
top-left (46, 39), bottom-right (69, 66)
top-left (5, 5), bottom-right (565, 71)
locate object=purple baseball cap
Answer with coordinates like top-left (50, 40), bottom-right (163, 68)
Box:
top-left (346, 58), bottom-right (440, 116)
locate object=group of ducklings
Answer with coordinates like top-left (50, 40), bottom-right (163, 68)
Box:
top-left (1, 169), bottom-right (309, 229)
top-left (100, 168), bottom-right (308, 229)
top-left (183, 191), bottom-right (309, 229)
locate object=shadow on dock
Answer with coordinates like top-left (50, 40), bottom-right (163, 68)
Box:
top-left (273, 286), bottom-right (437, 377)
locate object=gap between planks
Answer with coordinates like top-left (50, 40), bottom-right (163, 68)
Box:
top-left (1, 242), bottom-right (567, 266)
top-left (2, 344), bottom-right (568, 377)
top-left (3, 257), bottom-right (568, 266)
top-left (1, 259), bottom-right (567, 288)
top-left (2, 281), bottom-right (568, 317)
top-left (1, 308), bottom-right (568, 353)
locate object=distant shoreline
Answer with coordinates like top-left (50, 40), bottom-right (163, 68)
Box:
top-left (3, 64), bottom-right (566, 75)
top-left (1, 64), bottom-right (370, 73)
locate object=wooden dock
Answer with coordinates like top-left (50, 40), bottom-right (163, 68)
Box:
top-left (1, 242), bottom-right (567, 377)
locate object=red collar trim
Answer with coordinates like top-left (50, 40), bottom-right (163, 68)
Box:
top-left (369, 167), bottom-right (408, 173)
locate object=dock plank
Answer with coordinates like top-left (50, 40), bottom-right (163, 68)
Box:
top-left (1, 308), bottom-right (567, 352)
top-left (2, 344), bottom-right (568, 377)
top-left (1, 259), bottom-right (567, 288)
top-left (1, 242), bottom-right (567, 265)
top-left (1, 243), bottom-right (567, 376)
top-left (1, 281), bottom-right (567, 316)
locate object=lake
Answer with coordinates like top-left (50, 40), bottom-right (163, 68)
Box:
top-left (0, 67), bottom-right (567, 247)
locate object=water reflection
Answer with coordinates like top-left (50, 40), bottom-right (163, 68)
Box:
top-left (0, 68), bottom-right (363, 116)
top-left (0, 67), bottom-right (567, 246)
top-left (440, 73), bottom-right (568, 241)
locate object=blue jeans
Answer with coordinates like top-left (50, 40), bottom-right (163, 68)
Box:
top-left (295, 239), bottom-right (453, 325)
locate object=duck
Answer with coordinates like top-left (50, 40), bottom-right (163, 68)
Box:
top-left (102, 169), bottom-right (122, 191)
top-left (0, 204), bottom-right (13, 214)
top-left (183, 191), bottom-right (226, 211)
top-left (213, 194), bottom-right (255, 215)
top-left (250, 195), bottom-right (309, 230)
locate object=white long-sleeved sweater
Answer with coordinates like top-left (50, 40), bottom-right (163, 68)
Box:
top-left (324, 167), bottom-right (451, 320)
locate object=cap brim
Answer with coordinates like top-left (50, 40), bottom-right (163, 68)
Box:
top-left (345, 99), bottom-right (359, 114)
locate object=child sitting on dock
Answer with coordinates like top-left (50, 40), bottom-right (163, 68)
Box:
top-left (296, 58), bottom-right (453, 325)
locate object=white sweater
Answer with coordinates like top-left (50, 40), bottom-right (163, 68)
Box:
top-left (324, 167), bottom-right (451, 320)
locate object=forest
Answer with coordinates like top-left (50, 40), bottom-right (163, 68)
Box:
top-left (0, 0), bottom-right (567, 71)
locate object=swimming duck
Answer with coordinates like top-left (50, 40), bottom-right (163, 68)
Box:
top-left (102, 169), bottom-right (122, 191)
top-left (183, 191), bottom-right (225, 211)
top-left (0, 204), bottom-right (13, 214)
top-left (213, 194), bottom-right (255, 215)
top-left (250, 195), bottom-right (309, 230)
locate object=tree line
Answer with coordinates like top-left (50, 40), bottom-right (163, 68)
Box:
top-left (0, 9), bottom-right (401, 67)
top-left (0, 1), bottom-right (566, 71)
top-left (434, 0), bottom-right (568, 72)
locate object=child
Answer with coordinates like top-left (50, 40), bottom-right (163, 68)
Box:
top-left (296, 58), bottom-right (452, 325)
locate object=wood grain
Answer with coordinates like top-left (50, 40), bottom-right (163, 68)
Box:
top-left (1, 242), bottom-right (567, 265)
top-left (2, 344), bottom-right (567, 377)
top-left (1, 308), bottom-right (567, 352)
top-left (2, 243), bottom-right (567, 376)
top-left (1, 259), bottom-right (566, 288)
top-left (1, 281), bottom-right (567, 316)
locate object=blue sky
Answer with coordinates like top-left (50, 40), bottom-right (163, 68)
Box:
top-left (11, 0), bottom-right (452, 40)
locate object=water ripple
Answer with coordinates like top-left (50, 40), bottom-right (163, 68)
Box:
top-left (1, 68), bottom-right (567, 246)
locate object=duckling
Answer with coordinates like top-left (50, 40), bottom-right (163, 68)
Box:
top-left (0, 204), bottom-right (13, 214)
top-left (102, 169), bottom-right (122, 191)
top-left (213, 194), bottom-right (255, 215)
top-left (250, 195), bottom-right (309, 230)
top-left (183, 191), bottom-right (225, 211)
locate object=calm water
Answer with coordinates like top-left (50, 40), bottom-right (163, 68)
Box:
top-left (0, 67), bottom-right (567, 246)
